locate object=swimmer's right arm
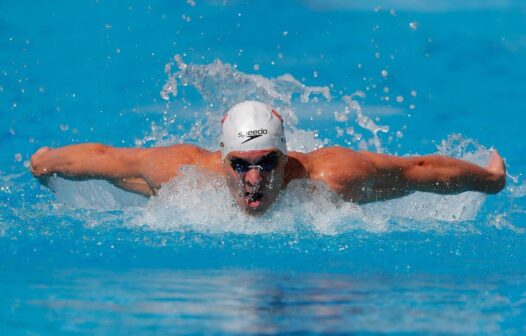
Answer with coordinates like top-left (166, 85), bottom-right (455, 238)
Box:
top-left (30, 144), bottom-right (156, 196)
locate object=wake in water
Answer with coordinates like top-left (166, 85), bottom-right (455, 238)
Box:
top-left (19, 56), bottom-right (520, 235)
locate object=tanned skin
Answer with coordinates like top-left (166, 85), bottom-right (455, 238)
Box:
top-left (30, 144), bottom-right (506, 213)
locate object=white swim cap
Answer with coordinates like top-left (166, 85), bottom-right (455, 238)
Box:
top-left (220, 101), bottom-right (287, 159)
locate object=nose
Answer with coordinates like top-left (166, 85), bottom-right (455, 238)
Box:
top-left (244, 167), bottom-right (263, 188)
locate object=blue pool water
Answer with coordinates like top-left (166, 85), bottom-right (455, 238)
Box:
top-left (1, 0), bottom-right (526, 334)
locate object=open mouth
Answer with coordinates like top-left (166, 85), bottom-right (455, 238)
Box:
top-left (245, 191), bottom-right (263, 208)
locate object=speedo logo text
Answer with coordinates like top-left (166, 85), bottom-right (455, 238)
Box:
top-left (238, 129), bottom-right (268, 144)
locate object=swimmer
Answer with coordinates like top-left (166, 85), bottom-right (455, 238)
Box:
top-left (30, 100), bottom-right (506, 214)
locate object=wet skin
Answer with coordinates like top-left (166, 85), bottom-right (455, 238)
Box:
top-left (30, 143), bottom-right (506, 214)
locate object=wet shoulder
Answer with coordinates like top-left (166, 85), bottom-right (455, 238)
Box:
top-left (162, 144), bottom-right (222, 171)
top-left (302, 146), bottom-right (372, 180)
top-left (142, 144), bottom-right (222, 176)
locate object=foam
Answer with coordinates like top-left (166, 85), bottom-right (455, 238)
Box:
top-left (49, 179), bottom-right (147, 210)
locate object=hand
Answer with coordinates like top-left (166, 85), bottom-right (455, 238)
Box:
top-left (30, 146), bottom-right (52, 177)
top-left (485, 150), bottom-right (506, 193)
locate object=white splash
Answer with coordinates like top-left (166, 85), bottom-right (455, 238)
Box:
top-left (49, 179), bottom-right (147, 210)
top-left (155, 55), bottom-right (331, 152)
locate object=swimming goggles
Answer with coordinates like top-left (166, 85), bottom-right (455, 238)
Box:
top-left (227, 153), bottom-right (282, 174)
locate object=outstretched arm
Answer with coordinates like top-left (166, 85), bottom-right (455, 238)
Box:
top-left (30, 144), bottom-right (156, 196)
top-left (314, 148), bottom-right (506, 203)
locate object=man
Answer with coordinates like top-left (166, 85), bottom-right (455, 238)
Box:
top-left (30, 101), bottom-right (506, 214)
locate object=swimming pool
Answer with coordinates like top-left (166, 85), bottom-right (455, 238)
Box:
top-left (1, 0), bottom-right (526, 334)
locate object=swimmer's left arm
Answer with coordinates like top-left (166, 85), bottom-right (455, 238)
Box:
top-left (315, 148), bottom-right (506, 203)
top-left (351, 150), bottom-right (506, 203)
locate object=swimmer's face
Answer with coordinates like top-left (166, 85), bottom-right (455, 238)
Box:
top-left (223, 149), bottom-right (287, 214)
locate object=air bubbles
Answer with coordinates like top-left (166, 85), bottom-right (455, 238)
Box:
top-left (253, 64), bottom-right (260, 71)
top-left (14, 153), bottom-right (22, 162)
top-left (396, 95), bottom-right (404, 103)
top-left (282, 31), bottom-right (288, 37)
top-left (313, 71), bottom-right (318, 78)
top-left (409, 104), bottom-right (416, 110)
top-left (410, 90), bottom-right (417, 97)
top-left (381, 70), bottom-right (389, 77)
top-left (182, 14), bottom-right (191, 22)
top-left (186, 0), bottom-right (196, 6)
top-left (104, 23), bottom-right (112, 29)
top-left (409, 22), bottom-right (418, 30)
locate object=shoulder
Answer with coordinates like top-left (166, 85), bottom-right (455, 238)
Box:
top-left (302, 146), bottom-right (373, 178)
top-left (293, 147), bottom-right (377, 198)
top-left (142, 144), bottom-right (221, 168)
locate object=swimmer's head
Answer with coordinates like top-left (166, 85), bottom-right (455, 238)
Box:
top-left (220, 101), bottom-right (288, 214)
top-left (219, 100), bottom-right (287, 160)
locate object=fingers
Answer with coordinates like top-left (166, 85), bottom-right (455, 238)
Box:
top-left (30, 146), bottom-right (52, 176)
top-left (487, 150), bottom-right (505, 174)
top-left (35, 146), bottom-right (51, 155)
top-left (485, 150), bottom-right (506, 193)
